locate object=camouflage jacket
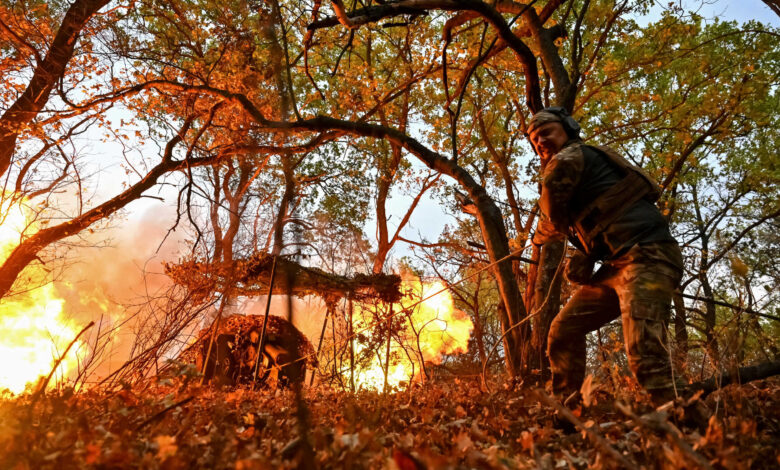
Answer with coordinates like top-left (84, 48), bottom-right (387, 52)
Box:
top-left (533, 141), bottom-right (675, 260)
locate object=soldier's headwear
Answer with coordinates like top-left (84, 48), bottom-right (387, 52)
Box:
top-left (528, 106), bottom-right (581, 139)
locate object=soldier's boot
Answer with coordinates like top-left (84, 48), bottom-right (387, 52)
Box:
top-left (648, 387), bottom-right (677, 408)
top-left (650, 387), bottom-right (711, 432)
top-left (551, 390), bottom-right (582, 434)
top-left (680, 400), bottom-right (711, 432)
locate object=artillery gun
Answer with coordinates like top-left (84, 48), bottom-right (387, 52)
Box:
top-left (181, 314), bottom-right (315, 387)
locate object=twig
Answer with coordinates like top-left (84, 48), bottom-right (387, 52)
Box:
top-left (252, 253), bottom-right (279, 388)
top-left (135, 396), bottom-right (195, 431)
top-left (679, 292), bottom-right (779, 322)
top-left (201, 269), bottom-right (237, 386)
top-left (535, 389), bottom-right (637, 468)
top-left (30, 321), bottom-right (95, 406)
top-left (616, 402), bottom-right (714, 470)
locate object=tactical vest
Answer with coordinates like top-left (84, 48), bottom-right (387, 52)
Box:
top-left (571, 144), bottom-right (662, 251)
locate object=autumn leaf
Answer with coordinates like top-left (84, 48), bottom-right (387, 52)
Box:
top-left (518, 430), bottom-right (534, 452)
top-left (454, 431), bottom-right (473, 454)
top-left (84, 443), bottom-right (101, 465)
top-left (154, 435), bottom-right (177, 461)
top-left (391, 448), bottom-right (426, 470)
top-left (580, 374), bottom-right (600, 408)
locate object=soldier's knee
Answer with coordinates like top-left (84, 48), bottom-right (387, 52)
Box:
top-left (547, 315), bottom-right (568, 344)
top-left (548, 316), bottom-right (586, 348)
top-left (547, 325), bottom-right (565, 357)
top-left (547, 328), bottom-right (576, 365)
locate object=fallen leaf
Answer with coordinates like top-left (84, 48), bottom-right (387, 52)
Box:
top-left (454, 431), bottom-right (473, 454)
top-left (392, 448), bottom-right (425, 470)
top-left (518, 430), bottom-right (534, 451)
top-left (580, 374), bottom-right (600, 407)
top-left (154, 435), bottom-right (177, 461)
top-left (85, 443), bottom-right (101, 465)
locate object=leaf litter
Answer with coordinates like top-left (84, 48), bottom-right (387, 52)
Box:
top-left (0, 373), bottom-right (778, 469)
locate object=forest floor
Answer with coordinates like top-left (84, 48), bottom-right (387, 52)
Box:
top-left (1, 368), bottom-right (778, 469)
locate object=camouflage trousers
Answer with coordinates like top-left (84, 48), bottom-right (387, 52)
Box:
top-left (547, 242), bottom-right (683, 398)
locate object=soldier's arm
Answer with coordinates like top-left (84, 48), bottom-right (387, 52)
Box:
top-left (531, 212), bottom-right (566, 246)
top-left (539, 145), bottom-right (584, 234)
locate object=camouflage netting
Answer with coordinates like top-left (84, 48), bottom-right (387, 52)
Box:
top-left (165, 252), bottom-right (403, 303)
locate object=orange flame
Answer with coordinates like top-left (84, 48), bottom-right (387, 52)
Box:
top-left (352, 275), bottom-right (473, 390)
top-left (0, 197), bottom-right (83, 394)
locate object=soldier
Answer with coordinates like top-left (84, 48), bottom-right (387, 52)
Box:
top-left (527, 107), bottom-right (683, 408)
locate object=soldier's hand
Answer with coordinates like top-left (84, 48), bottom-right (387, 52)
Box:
top-left (565, 250), bottom-right (595, 285)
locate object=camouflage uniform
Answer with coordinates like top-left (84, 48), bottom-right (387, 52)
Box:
top-left (546, 242), bottom-right (682, 397)
top-left (531, 119), bottom-right (683, 400)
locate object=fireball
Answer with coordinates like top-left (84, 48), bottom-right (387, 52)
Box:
top-left (0, 197), bottom-right (82, 394)
top-left (352, 275), bottom-right (473, 390)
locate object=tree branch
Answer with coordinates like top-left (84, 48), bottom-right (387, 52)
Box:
top-left (0, 0), bottom-right (111, 178)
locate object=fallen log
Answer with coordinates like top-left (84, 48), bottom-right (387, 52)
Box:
top-left (690, 360), bottom-right (780, 396)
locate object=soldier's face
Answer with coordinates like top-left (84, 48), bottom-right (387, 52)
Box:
top-left (529, 122), bottom-right (569, 161)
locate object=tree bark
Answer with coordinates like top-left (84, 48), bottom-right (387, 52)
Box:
top-left (524, 8), bottom-right (575, 109)
top-left (0, 0), bottom-right (111, 177)
top-left (527, 239), bottom-right (565, 375)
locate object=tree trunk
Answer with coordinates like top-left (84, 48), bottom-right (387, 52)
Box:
top-left (691, 183), bottom-right (719, 367)
top-left (699, 271), bottom-right (719, 366)
top-left (692, 360), bottom-right (780, 396)
top-left (209, 167), bottom-right (225, 261)
top-left (471, 279), bottom-right (487, 367)
top-left (672, 292), bottom-right (688, 374)
top-left (348, 298), bottom-right (355, 392)
top-left (524, 244), bottom-right (540, 314)
top-left (372, 141), bottom-right (404, 274)
top-left (221, 160), bottom-right (253, 263)
top-left (527, 239), bottom-right (565, 376)
top-left (383, 306), bottom-right (392, 393)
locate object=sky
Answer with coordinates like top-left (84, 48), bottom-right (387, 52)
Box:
top-left (659, 0), bottom-right (779, 26)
